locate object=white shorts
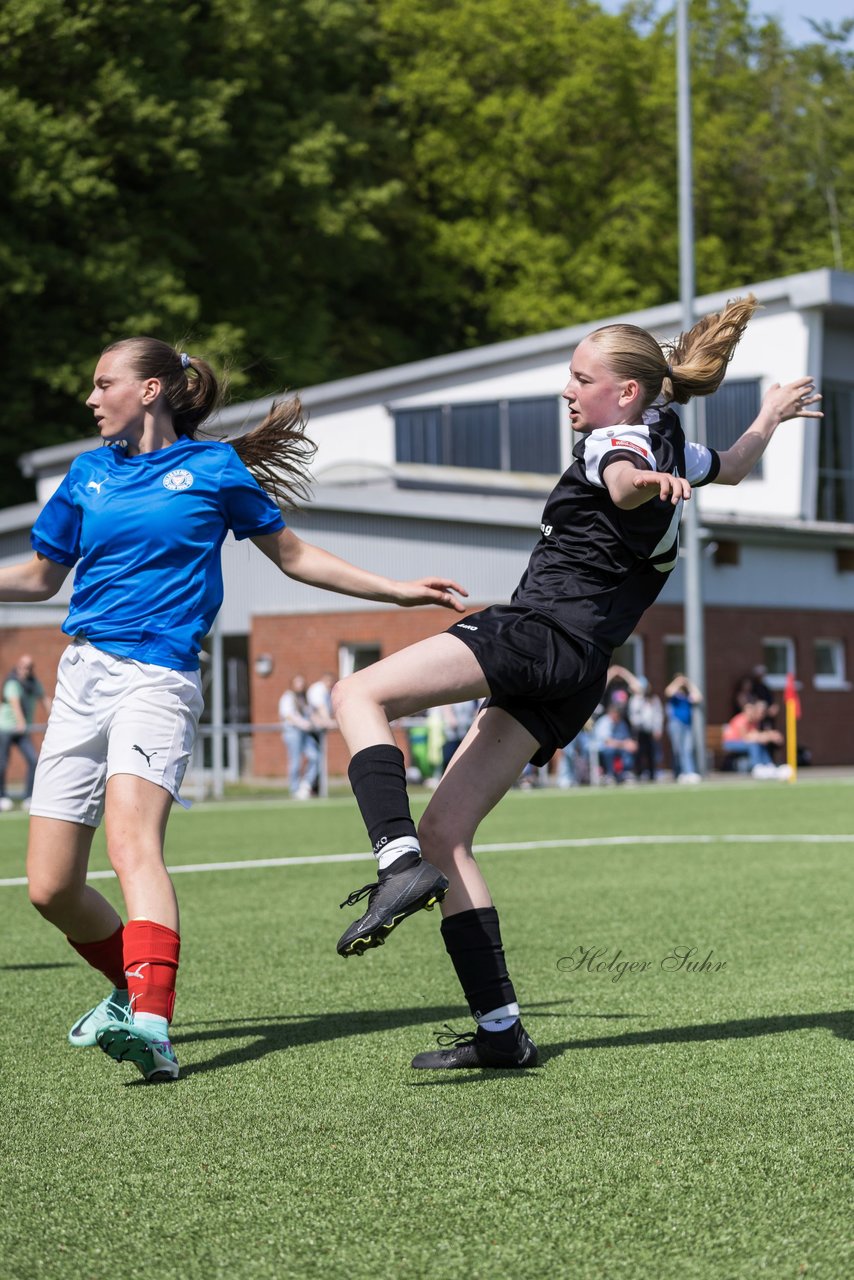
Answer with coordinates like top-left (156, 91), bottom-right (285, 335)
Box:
top-left (29, 642), bottom-right (204, 827)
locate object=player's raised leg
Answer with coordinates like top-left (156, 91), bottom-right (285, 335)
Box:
top-left (332, 632), bottom-right (490, 957)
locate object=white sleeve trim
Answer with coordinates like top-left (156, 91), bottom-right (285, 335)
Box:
top-left (684, 441), bottom-right (717, 485)
top-left (582, 427), bottom-right (655, 487)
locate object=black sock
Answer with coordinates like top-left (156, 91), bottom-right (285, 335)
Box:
top-left (441, 907), bottom-right (517, 1020)
top-left (348, 744), bottom-right (418, 857)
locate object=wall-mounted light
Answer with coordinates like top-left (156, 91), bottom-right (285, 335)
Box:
top-left (254, 654), bottom-right (274, 678)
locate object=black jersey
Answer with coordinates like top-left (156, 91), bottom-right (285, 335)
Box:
top-left (511, 407), bottom-right (720, 652)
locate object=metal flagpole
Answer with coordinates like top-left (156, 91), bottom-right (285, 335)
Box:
top-left (677, 0), bottom-right (708, 771)
top-left (210, 612), bottom-right (225, 800)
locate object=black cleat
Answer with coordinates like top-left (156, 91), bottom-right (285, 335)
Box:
top-left (337, 852), bottom-right (448, 957)
top-left (411, 1022), bottom-right (539, 1070)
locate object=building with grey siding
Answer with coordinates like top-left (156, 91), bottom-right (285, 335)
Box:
top-left (1, 268), bottom-right (852, 776)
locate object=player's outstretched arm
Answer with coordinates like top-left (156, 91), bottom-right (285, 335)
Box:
top-left (605, 460), bottom-right (693, 509)
top-left (0, 553), bottom-right (70, 602)
top-left (715, 378), bottom-right (822, 486)
top-left (252, 528), bottom-right (468, 612)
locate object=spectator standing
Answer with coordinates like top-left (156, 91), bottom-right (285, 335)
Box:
top-left (749, 665), bottom-right (781, 761)
top-left (626, 675), bottom-right (663, 781)
top-left (664, 673), bottom-right (703, 782)
top-left (0, 655), bottom-right (52, 810)
top-left (307, 672), bottom-right (337, 796)
top-left (557, 720), bottom-right (593, 788)
top-left (279, 674), bottom-right (321, 799)
top-left (440, 700), bottom-right (481, 773)
top-left (749, 665), bottom-right (779, 722)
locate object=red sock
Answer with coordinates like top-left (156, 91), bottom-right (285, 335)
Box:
top-left (67, 924), bottom-right (125, 988)
top-left (123, 920), bottom-right (181, 1022)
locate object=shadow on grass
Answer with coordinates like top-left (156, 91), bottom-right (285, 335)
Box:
top-left (170, 1004), bottom-right (854, 1080)
top-left (0, 962), bottom-right (76, 971)
top-left (174, 998), bottom-right (617, 1079)
top-left (538, 1009), bottom-right (854, 1064)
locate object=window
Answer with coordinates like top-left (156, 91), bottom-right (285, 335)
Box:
top-left (448, 403), bottom-right (501, 470)
top-left (508, 399), bottom-right (562, 473)
top-left (395, 397), bottom-right (560, 475)
top-left (338, 643), bottom-right (381, 678)
top-left (664, 636), bottom-right (686, 683)
top-left (611, 636), bottom-right (644, 676)
top-left (814, 638), bottom-right (848, 691)
top-left (817, 382), bottom-right (854, 523)
top-left (703, 380), bottom-right (763, 477)
top-left (761, 638), bottom-right (795, 689)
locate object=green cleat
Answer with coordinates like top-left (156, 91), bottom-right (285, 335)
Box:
top-left (67, 988), bottom-right (131, 1047)
top-left (96, 1020), bottom-right (179, 1083)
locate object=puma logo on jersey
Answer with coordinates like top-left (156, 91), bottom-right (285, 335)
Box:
top-left (132, 744), bottom-right (157, 766)
top-left (86, 479), bottom-right (105, 494)
top-left (457, 623), bottom-right (478, 631)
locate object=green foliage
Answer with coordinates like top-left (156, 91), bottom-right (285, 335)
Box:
top-left (0, 0), bottom-right (851, 506)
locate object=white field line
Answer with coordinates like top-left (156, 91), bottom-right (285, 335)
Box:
top-left (1, 833), bottom-right (852, 888)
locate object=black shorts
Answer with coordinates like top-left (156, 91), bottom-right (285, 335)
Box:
top-left (448, 605), bottom-right (609, 766)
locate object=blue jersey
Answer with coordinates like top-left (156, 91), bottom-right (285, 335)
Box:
top-left (31, 438), bottom-right (285, 670)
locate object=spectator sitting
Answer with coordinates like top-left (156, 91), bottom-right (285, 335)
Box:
top-left (733, 666), bottom-right (780, 731)
top-left (722, 700), bottom-right (790, 779)
top-left (592, 702), bottom-right (637, 784)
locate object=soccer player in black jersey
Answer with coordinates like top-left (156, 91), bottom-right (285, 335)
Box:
top-left (332, 295), bottom-right (822, 1069)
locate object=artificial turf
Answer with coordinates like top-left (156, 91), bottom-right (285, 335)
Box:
top-left (1, 778), bottom-right (852, 1279)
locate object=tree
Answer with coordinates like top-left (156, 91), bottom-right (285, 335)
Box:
top-left (0, 0), bottom-right (422, 502)
top-left (1, 0), bottom-right (851, 507)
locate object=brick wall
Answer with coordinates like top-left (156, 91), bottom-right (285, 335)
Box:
top-left (630, 604), bottom-right (854, 767)
top-left (0, 599), bottom-right (848, 795)
top-left (250, 606), bottom-right (466, 778)
top-left (0, 629), bottom-right (67, 789)
top-left (251, 602), bottom-right (854, 774)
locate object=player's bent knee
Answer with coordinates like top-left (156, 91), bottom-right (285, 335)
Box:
top-left (28, 877), bottom-right (79, 919)
top-left (106, 839), bottom-right (165, 882)
top-left (418, 811), bottom-right (474, 871)
top-left (330, 678), bottom-right (349, 721)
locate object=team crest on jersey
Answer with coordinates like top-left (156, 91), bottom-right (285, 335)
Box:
top-left (162, 469), bottom-right (194, 491)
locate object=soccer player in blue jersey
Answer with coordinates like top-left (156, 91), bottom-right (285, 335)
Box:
top-left (0, 337), bottom-right (466, 1083)
top-left (331, 297), bottom-right (822, 1070)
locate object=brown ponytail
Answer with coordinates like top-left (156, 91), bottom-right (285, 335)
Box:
top-left (587, 294), bottom-right (760, 409)
top-left (102, 337), bottom-right (222, 434)
top-left (227, 397), bottom-right (317, 510)
top-left (665, 295), bottom-right (759, 405)
top-left (101, 337), bottom-right (316, 508)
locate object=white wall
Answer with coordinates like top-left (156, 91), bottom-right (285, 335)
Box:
top-left (697, 309), bottom-right (813, 522)
top-left (309, 307), bottom-right (817, 522)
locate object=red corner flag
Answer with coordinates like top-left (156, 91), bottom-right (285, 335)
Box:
top-left (784, 672), bottom-right (801, 719)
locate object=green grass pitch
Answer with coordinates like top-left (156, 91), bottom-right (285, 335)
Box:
top-left (1, 779), bottom-right (852, 1279)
